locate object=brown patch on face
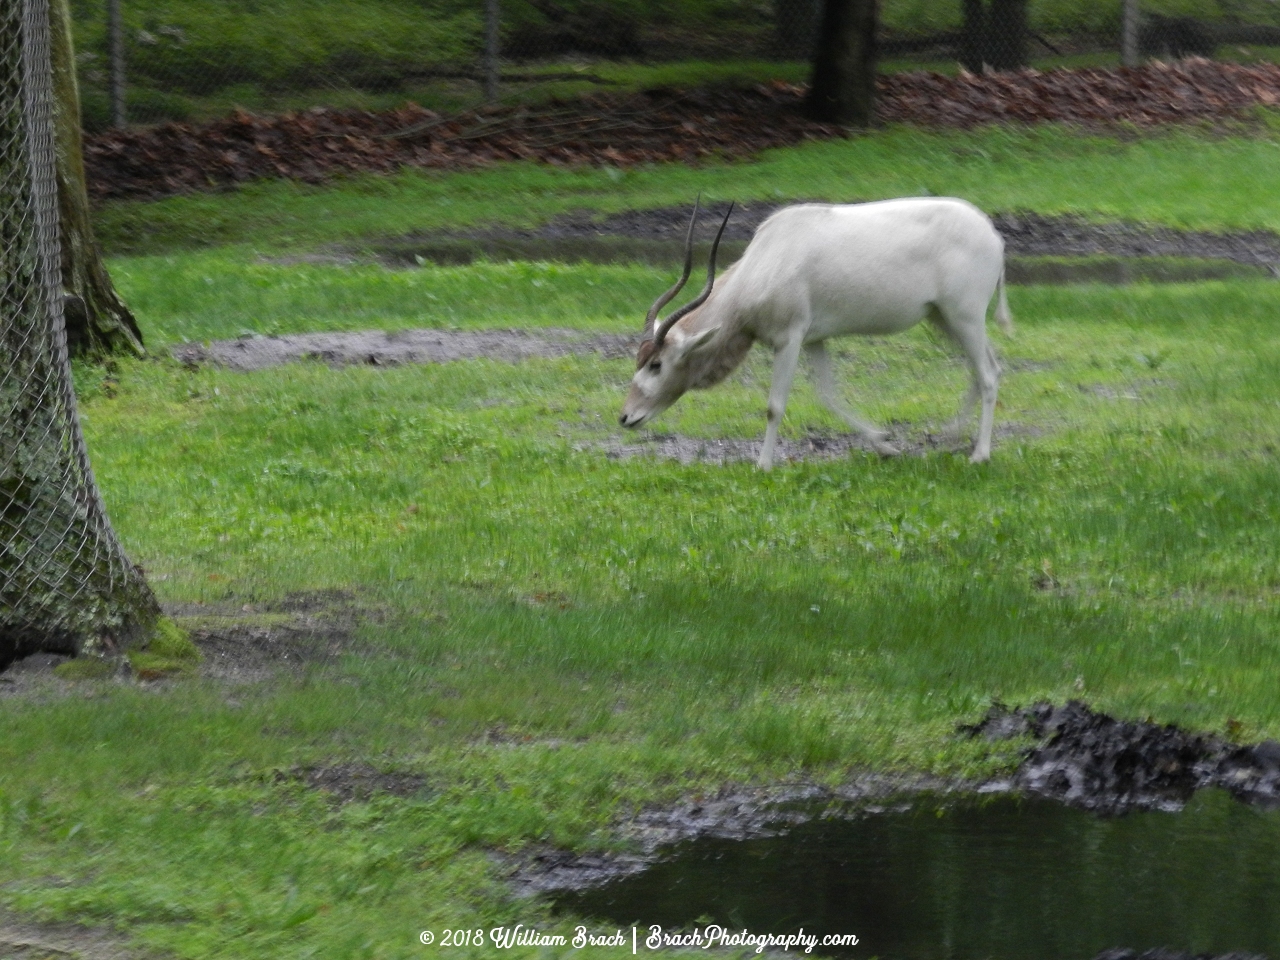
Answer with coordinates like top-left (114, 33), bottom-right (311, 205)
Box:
top-left (636, 338), bottom-right (656, 370)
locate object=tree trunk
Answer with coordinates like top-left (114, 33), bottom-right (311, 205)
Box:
top-left (960, 0), bottom-right (987, 70)
top-left (2, 0), bottom-right (160, 671)
top-left (988, 0), bottom-right (1027, 70)
top-left (806, 0), bottom-right (878, 125)
top-left (960, 0), bottom-right (1027, 71)
top-left (48, 0), bottom-right (145, 358)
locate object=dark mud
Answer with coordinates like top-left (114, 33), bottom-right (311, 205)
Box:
top-left (0, 591), bottom-right (371, 695)
top-left (173, 328), bottom-right (637, 372)
top-left (376, 204), bottom-right (1280, 270)
top-left (273, 762), bottom-right (432, 804)
top-left (964, 700), bottom-right (1280, 814)
top-left (0, 652), bottom-right (74, 701)
top-left (592, 422), bottom-right (1043, 465)
top-left (173, 590), bottom-right (371, 682)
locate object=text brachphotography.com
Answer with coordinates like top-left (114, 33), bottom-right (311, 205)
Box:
top-left (419, 924), bottom-right (860, 953)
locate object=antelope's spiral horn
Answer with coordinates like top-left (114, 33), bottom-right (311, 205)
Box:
top-left (653, 201), bottom-right (734, 347)
top-left (641, 196), bottom-right (701, 342)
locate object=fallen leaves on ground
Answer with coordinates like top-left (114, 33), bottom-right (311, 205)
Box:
top-left (85, 58), bottom-right (1280, 201)
top-left (879, 56), bottom-right (1280, 127)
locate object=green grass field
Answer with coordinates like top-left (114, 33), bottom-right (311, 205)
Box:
top-left (4, 124), bottom-right (1280, 957)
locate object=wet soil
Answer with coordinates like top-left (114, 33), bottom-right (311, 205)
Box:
top-left (0, 653), bottom-right (75, 701)
top-left (172, 590), bottom-right (371, 683)
top-left (593, 422), bottom-right (1043, 465)
top-left (0, 909), bottom-right (148, 960)
top-left (399, 204), bottom-right (1280, 269)
top-left (0, 591), bottom-right (370, 695)
top-left (965, 700), bottom-right (1280, 814)
top-left (172, 327), bottom-right (636, 372)
top-left (272, 762), bottom-right (433, 804)
top-left (464, 205), bottom-right (1280, 267)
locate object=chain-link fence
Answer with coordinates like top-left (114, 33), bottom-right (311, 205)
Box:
top-left (1, 0), bottom-right (156, 668)
top-left (69, 0), bottom-right (1280, 130)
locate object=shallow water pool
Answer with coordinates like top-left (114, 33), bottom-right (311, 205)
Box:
top-left (555, 789), bottom-right (1280, 959)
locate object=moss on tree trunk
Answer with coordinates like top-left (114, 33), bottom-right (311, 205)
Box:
top-left (48, 0), bottom-right (144, 358)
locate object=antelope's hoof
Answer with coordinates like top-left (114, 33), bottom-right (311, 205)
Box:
top-left (969, 449), bottom-right (991, 464)
top-left (872, 440), bottom-right (900, 458)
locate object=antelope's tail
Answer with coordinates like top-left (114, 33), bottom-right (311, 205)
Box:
top-left (994, 265), bottom-right (1013, 336)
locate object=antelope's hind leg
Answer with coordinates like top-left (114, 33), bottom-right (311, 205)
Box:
top-left (945, 321), bottom-right (1001, 463)
top-left (759, 336), bottom-right (805, 470)
top-left (804, 342), bottom-right (899, 457)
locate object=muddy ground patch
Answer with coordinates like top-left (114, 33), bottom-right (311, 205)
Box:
top-left (367, 206), bottom-right (1280, 270)
top-left (966, 700), bottom-right (1280, 814)
top-left (591, 421), bottom-right (1045, 465)
top-left (0, 909), bottom-right (151, 960)
top-left (170, 589), bottom-right (373, 683)
top-left (270, 762), bottom-right (433, 804)
top-left (173, 328), bottom-right (638, 373)
top-left (0, 590), bottom-right (373, 696)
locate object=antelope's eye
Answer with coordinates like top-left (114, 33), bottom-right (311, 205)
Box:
top-left (648, 361), bottom-right (662, 373)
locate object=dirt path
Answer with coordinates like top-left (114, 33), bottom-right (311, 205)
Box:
top-left (0, 911), bottom-right (144, 959)
top-left (172, 328), bottom-right (637, 372)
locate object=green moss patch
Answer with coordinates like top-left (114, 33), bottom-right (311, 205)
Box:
top-left (127, 617), bottom-right (201, 680)
top-left (51, 657), bottom-right (115, 681)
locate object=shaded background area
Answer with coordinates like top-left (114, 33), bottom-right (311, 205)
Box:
top-left (67, 0), bottom-right (1280, 130)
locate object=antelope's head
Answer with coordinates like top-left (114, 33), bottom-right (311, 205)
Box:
top-left (619, 199), bottom-right (733, 429)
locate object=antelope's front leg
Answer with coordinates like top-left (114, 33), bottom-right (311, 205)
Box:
top-left (804, 343), bottom-right (898, 456)
top-left (759, 337), bottom-right (803, 471)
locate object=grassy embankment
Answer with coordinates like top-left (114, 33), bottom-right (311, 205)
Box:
top-left (2, 125), bottom-right (1280, 957)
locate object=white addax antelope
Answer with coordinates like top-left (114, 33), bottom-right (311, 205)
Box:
top-left (619, 197), bottom-right (1013, 469)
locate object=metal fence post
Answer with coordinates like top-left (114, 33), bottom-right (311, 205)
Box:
top-left (107, 0), bottom-right (125, 126)
top-left (1121, 0), bottom-right (1140, 67)
top-left (484, 0), bottom-right (500, 103)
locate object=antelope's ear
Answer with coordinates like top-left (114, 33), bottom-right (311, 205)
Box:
top-left (674, 325), bottom-right (719, 355)
top-left (635, 339), bottom-right (657, 370)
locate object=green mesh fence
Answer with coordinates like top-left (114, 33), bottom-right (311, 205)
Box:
top-left (70, 0), bottom-right (1260, 129)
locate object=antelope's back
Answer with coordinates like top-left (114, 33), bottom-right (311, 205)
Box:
top-left (736, 199), bottom-right (1005, 335)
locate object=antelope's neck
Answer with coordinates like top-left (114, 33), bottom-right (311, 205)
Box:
top-left (687, 300), bottom-right (753, 389)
